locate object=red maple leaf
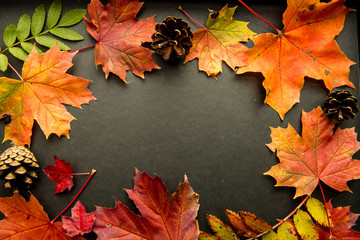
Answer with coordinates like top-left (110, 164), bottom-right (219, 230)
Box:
top-left (317, 200), bottom-right (360, 239)
top-left (0, 194), bottom-right (84, 240)
top-left (43, 156), bottom-right (74, 194)
top-left (62, 201), bottom-right (95, 237)
top-left (265, 107), bottom-right (360, 198)
top-left (236, 0), bottom-right (355, 119)
top-left (84, 0), bottom-right (160, 82)
top-left (93, 169), bottom-right (200, 239)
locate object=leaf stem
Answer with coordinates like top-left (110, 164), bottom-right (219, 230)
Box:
top-left (237, 0), bottom-right (280, 33)
top-left (69, 44), bottom-right (96, 53)
top-left (51, 169), bottom-right (96, 224)
top-left (178, 6), bottom-right (206, 29)
top-left (249, 195), bottom-right (310, 239)
top-left (318, 181), bottom-right (332, 237)
top-left (8, 62), bottom-right (23, 81)
top-left (72, 172), bottom-right (91, 176)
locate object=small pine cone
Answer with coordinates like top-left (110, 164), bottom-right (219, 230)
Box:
top-left (0, 145), bottom-right (40, 192)
top-left (151, 16), bottom-right (193, 61)
top-left (321, 90), bottom-right (359, 122)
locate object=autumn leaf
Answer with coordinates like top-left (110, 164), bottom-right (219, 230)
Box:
top-left (0, 193), bottom-right (84, 240)
top-left (203, 215), bottom-right (237, 240)
top-left (93, 168), bottom-right (200, 239)
top-left (316, 200), bottom-right (360, 239)
top-left (236, 0), bottom-right (355, 119)
top-left (0, 45), bottom-right (96, 146)
top-left (84, 0), bottom-right (160, 82)
top-left (184, 4), bottom-right (255, 79)
top-left (225, 210), bottom-right (272, 237)
top-left (265, 107), bottom-right (360, 198)
top-left (62, 201), bottom-right (95, 237)
top-left (43, 156), bottom-right (74, 194)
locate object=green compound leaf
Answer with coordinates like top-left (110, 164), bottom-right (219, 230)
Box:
top-left (50, 28), bottom-right (84, 41)
top-left (35, 36), bottom-right (70, 50)
top-left (9, 47), bottom-right (28, 61)
top-left (31, 4), bottom-right (46, 36)
top-left (21, 42), bottom-right (43, 54)
top-left (47, 0), bottom-right (62, 29)
top-left (293, 210), bottom-right (318, 240)
top-left (17, 14), bottom-right (31, 41)
top-left (58, 9), bottom-right (87, 27)
top-left (0, 54), bottom-right (8, 72)
top-left (3, 24), bottom-right (17, 47)
top-left (306, 197), bottom-right (329, 227)
top-left (207, 215), bottom-right (237, 240)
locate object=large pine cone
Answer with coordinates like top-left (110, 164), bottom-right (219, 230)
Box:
top-left (151, 16), bottom-right (193, 61)
top-left (321, 90), bottom-right (359, 122)
top-left (0, 145), bottom-right (39, 192)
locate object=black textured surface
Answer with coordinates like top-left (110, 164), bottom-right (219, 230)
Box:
top-left (0, 0), bottom-right (359, 239)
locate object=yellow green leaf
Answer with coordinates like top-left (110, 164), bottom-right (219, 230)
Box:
top-left (306, 197), bottom-right (330, 227)
top-left (293, 210), bottom-right (318, 240)
top-left (207, 215), bottom-right (238, 240)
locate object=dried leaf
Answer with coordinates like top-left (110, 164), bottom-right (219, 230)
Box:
top-left (206, 215), bottom-right (237, 240)
top-left (265, 107), bottom-right (360, 198)
top-left (62, 201), bottom-right (95, 237)
top-left (236, 0), bottom-right (355, 119)
top-left (185, 5), bottom-right (255, 79)
top-left (0, 193), bottom-right (85, 240)
top-left (43, 156), bottom-right (74, 194)
top-left (93, 169), bottom-right (199, 239)
top-left (0, 44), bottom-right (96, 146)
top-left (85, 0), bottom-right (160, 82)
top-left (225, 210), bottom-right (272, 237)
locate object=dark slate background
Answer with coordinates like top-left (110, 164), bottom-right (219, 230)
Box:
top-left (0, 0), bottom-right (359, 239)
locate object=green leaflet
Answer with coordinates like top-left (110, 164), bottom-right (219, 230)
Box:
top-left (293, 210), bottom-right (318, 240)
top-left (35, 36), bottom-right (70, 50)
top-left (17, 14), bottom-right (31, 41)
top-left (20, 42), bottom-right (43, 54)
top-left (58, 9), bottom-right (87, 27)
top-left (31, 4), bottom-right (46, 36)
top-left (9, 47), bottom-right (28, 61)
top-left (262, 231), bottom-right (278, 240)
top-left (47, 0), bottom-right (62, 29)
top-left (50, 28), bottom-right (84, 41)
top-left (0, 54), bottom-right (8, 72)
top-left (277, 221), bottom-right (298, 239)
top-left (3, 25), bottom-right (17, 47)
top-left (306, 197), bottom-right (329, 227)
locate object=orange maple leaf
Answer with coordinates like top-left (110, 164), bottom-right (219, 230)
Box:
top-left (184, 5), bottom-right (255, 79)
top-left (0, 45), bottom-right (96, 146)
top-left (236, 0), bottom-right (355, 119)
top-left (265, 107), bottom-right (360, 198)
top-left (85, 0), bottom-right (160, 82)
top-left (0, 193), bottom-right (85, 240)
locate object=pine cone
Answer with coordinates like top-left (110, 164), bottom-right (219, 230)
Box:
top-left (151, 16), bottom-right (193, 61)
top-left (321, 90), bottom-right (359, 122)
top-left (0, 145), bottom-right (40, 192)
